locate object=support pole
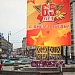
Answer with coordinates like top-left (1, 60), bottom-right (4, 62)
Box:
top-left (65, 46), bottom-right (68, 64)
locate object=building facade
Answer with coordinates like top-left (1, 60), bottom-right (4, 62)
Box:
top-left (22, 37), bottom-right (36, 57)
top-left (0, 33), bottom-right (13, 56)
top-left (63, 0), bottom-right (75, 60)
top-left (70, 0), bottom-right (75, 59)
top-left (22, 37), bottom-right (26, 50)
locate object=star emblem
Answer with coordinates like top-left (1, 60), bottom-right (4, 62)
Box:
top-left (31, 30), bottom-right (47, 46)
top-left (58, 29), bottom-right (67, 38)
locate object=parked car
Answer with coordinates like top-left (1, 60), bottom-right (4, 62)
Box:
top-left (17, 60), bottom-right (31, 64)
top-left (29, 56), bottom-right (33, 59)
top-left (70, 60), bottom-right (75, 64)
top-left (15, 55), bottom-right (24, 58)
top-left (23, 56), bottom-right (28, 58)
top-left (2, 59), bottom-right (9, 64)
top-left (2, 59), bottom-right (15, 64)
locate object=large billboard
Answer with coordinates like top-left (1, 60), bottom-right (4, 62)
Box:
top-left (27, 0), bottom-right (71, 46)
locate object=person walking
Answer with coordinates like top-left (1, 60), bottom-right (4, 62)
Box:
top-left (0, 60), bottom-right (2, 70)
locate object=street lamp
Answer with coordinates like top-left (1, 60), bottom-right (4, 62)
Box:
top-left (8, 31), bottom-right (11, 59)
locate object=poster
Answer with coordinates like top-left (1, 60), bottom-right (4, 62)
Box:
top-left (27, 0), bottom-right (71, 46)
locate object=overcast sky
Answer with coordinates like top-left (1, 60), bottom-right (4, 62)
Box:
top-left (0, 0), bottom-right (27, 49)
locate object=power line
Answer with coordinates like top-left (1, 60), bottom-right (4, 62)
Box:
top-left (5, 28), bottom-right (26, 38)
top-left (4, 28), bottom-right (26, 46)
top-left (10, 28), bottom-right (26, 36)
top-left (10, 40), bottom-right (22, 43)
top-left (12, 42), bottom-right (21, 43)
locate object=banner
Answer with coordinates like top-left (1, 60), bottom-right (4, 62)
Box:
top-left (36, 46), bottom-right (61, 60)
top-left (27, 0), bottom-right (71, 46)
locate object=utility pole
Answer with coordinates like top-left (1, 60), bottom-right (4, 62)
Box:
top-left (8, 32), bottom-right (11, 59)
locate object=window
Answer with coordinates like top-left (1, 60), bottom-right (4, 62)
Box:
top-left (0, 42), bottom-right (1, 47)
top-left (71, 35), bottom-right (74, 39)
top-left (71, 41), bottom-right (74, 45)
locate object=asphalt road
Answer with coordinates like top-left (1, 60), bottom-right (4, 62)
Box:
top-left (1, 66), bottom-right (75, 75)
top-left (63, 72), bottom-right (75, 75)
top-left (2, 66), bottom-right (14, 71)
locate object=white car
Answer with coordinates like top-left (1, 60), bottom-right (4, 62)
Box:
top-left (17, 60), bottom-right (31, 64)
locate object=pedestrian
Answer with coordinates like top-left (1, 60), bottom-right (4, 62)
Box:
top-left (1, 60), bottom-right (3, 64)
top-left (0, 60), bottom-right (2, 70)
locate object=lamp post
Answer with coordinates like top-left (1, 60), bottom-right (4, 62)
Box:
top-left (8, 32), bottom-right (11, 59)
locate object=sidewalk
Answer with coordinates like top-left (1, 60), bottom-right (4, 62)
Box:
top-left (65, 64), bottom-right (75, 68)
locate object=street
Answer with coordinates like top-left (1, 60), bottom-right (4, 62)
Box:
top-left (2, 66), bottom-right (14, 71)
top-left (1, 64), bottom-right (75, 75)
top-left (63, 72), bottom-right (75, 75)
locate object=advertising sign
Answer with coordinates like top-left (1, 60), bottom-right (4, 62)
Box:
top-left (36, 46), bottom-right (61, 60)
top-left (27, 0), bottom-right (71, 46)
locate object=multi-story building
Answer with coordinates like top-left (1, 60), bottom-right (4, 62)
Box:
top-left (0, 33), bottom-right (13, 56)
top-left (15, 48), bottom-right (25, 56)
top-left (22, 37), bottom-right (36, 57)
top-left (63, 0), bottom-right (75, 60)
top-left (22, 37), bottom-right (32, 50)
top-left (22, 37), bottom-right (26, 50)
top-left (70, 0), bottom-right (75, 59)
